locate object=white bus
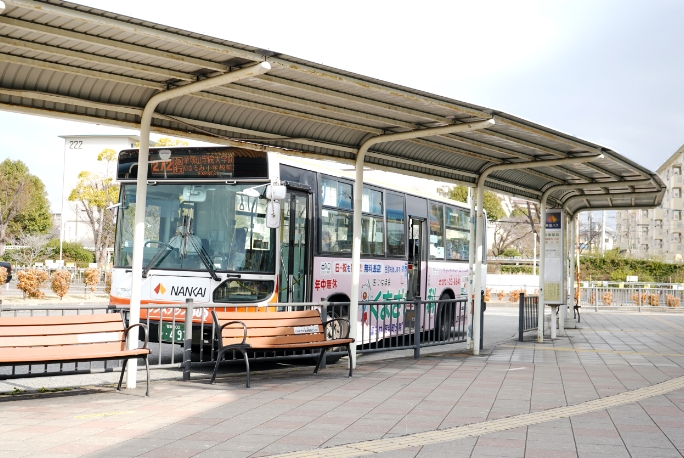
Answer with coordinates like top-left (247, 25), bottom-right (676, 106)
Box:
top-left (110, 147), bottom-right (486, 344)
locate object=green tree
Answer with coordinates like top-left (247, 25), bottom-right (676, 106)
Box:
top-left (0, 159), bottom-right (51, 256)
top-left (68, 148), bottom-right (119, 267)
top-left (448, 186), bottom-right (505, 221)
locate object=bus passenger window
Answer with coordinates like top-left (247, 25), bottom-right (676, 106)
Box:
top-left (429, 204), bottom-right (444, 259)
top-left (321, 209), bottom-right (353, 253)
top-left (386, 193), bottom-right (405, 256)
top-left (361, 216), bottom-right (384, 255)
top-left (445, 207), bottom-right (470, 260)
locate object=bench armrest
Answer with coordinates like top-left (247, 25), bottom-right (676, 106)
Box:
top-left (322, 318), bottom-right (351, 340)
top-left (218, 320), bottom-right (248, 347)
top-left (124, 323), bottom-right (149, 350)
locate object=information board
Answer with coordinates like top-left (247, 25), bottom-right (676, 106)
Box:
top-left (544, 211), bottom-right (564, 304)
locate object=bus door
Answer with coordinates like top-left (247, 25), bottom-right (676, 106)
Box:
top-left (278, 190), bottom-right (310, 303)
top-left (408, 217), bottom-right (426, 300)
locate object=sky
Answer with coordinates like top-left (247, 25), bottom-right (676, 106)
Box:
top-left (1, 0), bottom-right (683, 213)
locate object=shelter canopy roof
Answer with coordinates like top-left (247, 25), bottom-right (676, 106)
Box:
top-left (0, 0), bottom-right (664, 214)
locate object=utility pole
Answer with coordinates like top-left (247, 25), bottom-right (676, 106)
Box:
top-left (601, 211), bottom-right (606, 255)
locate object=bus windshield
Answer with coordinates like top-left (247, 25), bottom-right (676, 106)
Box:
top-left (115, 183), bottom-right (276, 274)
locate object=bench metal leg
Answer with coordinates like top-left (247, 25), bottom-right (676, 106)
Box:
top-left (144, 356), bottom-right (150, 397)
top-left (237, 348), bottom-right (250, 388)
top-left (346, 344), bottom-right (353, 378)
top-left (210, 349), bottom-right (225, 385)
top-left (313, 348), bottom-right (327, 374)
top-left (117, 359), bottom-right (128, 392)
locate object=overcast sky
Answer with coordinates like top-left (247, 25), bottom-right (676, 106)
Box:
top-left (0, 0), bottom-right (682, 212)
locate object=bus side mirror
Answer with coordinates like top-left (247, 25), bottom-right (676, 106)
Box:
top-left (266, 200), bottom-right (281, 229)
top-left (266, 185), bottom-right (286, 201)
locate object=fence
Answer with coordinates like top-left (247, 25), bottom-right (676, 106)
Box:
top-left (518, 293), bottom-right (538, 341)
top-left (578, 286), bottom-right (684, 310)
top-left (0, 296), bottom-right (478, 380)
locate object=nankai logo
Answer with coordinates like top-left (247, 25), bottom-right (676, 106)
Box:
top-left (153, 282), bottom-right (205, 297)
top-left (170, 286), bottom-right (206, 297)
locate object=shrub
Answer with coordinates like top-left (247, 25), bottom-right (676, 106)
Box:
top-left (501, 248), bottom-right (522, 257)
top-left (602, 292), bottom-right (612, 306)
top-left (497, 290), bottom-right (505, 301)
top-left (509, 288), bottom-right (525, 302)
top-left (501, 265), bottom-right (533, 274)
top-left (44, 240), bottom-right (94, 267)
top-left (84, 268), bottom-right (100, 292)
top-left (50, 270), bottom-right (71, 300)
top-left (666, 294), bottom-right (681, 308)
top-left (648, 294), bottom-right (660, 306)
top-left (0, 267), bottom-right (7, 293)
top-left (17, 269), bottom-right (49, 298)
top-left (104, 271), bottom-right (112, 294)
top-left (484, 288), bottom-right (491, 302)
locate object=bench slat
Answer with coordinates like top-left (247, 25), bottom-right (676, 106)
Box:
top-left (0, 322), bottom-right (124, 337)
top-left (221, 325), bottom-right (323, 338)
top-left (0, 342), bottom-right (129, 360)
top-left (0, 331), bottom-right (125, 348)
top-left (220, 317), bottom-right (322, 328)
top-left (0, 314), bottom-right (123, 326)
top-left (227, 338), bottom-right (353, 350)
top-left (222, 333), bottom-right (326, 347)
top-left (213, 310), bottom-right (320, 321)
top-left (0, 348), bottom-right (149, 364)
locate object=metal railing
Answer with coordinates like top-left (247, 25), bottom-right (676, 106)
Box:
top-left (1, 297), bottom-right (477, 381)
top-left (578, 286), bottom-right (684, 310)
top-left (518, 293), bottom-right (538, 341)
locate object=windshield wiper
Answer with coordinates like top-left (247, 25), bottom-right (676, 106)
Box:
top-left (186, 234), bottom-right (221, 281)
top-left (142, 241), bottom-right (175, 278)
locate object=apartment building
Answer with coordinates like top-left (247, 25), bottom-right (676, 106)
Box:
top-left (615, 144), bottom-right (684, 261)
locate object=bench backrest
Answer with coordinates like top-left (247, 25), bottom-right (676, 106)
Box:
top-left (0, 313), bottom-right (127, 359)
top-left (213, 310), bottom-right (325, 347)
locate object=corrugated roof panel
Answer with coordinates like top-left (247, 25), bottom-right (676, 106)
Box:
top-left (0, 0), bottom-right (665, 214)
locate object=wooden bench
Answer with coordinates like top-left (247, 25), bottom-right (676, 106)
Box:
top-left (0, 313), bottom-right (151, 396)
top-left (211, 310), bottom-right (354, 387)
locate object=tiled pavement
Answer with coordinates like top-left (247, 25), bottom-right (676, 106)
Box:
top-left (1, 311), bottom-right (684, 457)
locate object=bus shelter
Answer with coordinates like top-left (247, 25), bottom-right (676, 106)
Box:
top-left (0, 0), bottom-right (666, 388)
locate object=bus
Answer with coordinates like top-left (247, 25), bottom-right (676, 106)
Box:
top-left (110, 146), bottom-right (486, 346)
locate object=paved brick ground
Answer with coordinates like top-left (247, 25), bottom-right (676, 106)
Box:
top-left (1, 311), bottom-right (684, 457)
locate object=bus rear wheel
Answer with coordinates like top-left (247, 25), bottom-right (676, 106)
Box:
top-left (436, 292), bottom-right (455, 341)
top-left (321, 295), bottom-right (349, 364)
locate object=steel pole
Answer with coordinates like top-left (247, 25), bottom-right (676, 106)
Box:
top-left (473, 154), bottom-right (603, 353)
top-left (126, 62), bottom-right (271, 389)
top-left (349, 119), bottom-right (496, 369)
top-left (467, 187), bottom-right (476, 350)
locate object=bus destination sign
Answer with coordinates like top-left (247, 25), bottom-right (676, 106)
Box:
top-left (117, 147), bottom-right (268, 180)
top-left (150, 151), bottom-right (234, 178)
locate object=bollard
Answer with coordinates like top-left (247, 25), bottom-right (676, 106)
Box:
top-left (413, 295), bottom-right (421, 360)
top-left (480, 291), bottom-right (485, 351)
top-left (183, 298), bottom-right (193, 381)
top-left (519, 292), bottom-right (525, 342)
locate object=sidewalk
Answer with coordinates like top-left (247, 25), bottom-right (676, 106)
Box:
top-left (0, 311), bottom-right (683, 457)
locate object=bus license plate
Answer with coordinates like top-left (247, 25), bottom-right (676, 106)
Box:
top-left (161, 323), bottom-right (185, 342)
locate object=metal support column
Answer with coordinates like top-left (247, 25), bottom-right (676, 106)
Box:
top-left (126, 62), bottom-right (271, 389)
top-left (473, 155), bottom-right (602, 353)
top-left (349, 119), bottom-right (495, 369)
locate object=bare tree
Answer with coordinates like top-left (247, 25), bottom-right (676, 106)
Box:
top-left (491, 216), bottom-right (534, 256)
top-left (12, 233), bottom-right (53, 267)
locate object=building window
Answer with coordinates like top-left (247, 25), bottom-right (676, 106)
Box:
top-left (674, 211), bottom-right (682, 221)
top-left (616, 211), bottom-right (621, 217)
top-left (642, 210), bottom-right (648, 217)
top-left (642, 227), bottom-right (648, 235)
top-left (616, 224), bottom-right (621, 231)
top-left (655, 220), bottom-right (662, 228)
top-left (674, 167), bottom-right (681, 175)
